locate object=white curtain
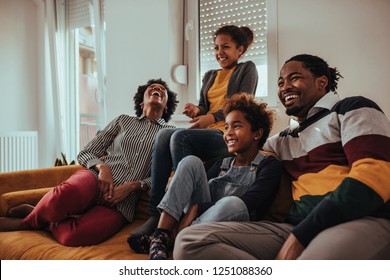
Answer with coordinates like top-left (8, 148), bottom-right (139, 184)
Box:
top-left (44, 0), bottom-right (68, 161)
top-left (42, 0), bottom-right (106, 163)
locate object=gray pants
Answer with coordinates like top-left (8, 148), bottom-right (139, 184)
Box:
top-left (158, 155), bottom-right (249, 223)
top-left (173, 217), bottom-right (390, 260)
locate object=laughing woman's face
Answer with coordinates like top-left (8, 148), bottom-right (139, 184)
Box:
top-left (143, 83), bottom-right (168, 108)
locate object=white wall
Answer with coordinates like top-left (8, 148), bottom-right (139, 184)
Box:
top-left (0, 0), bottom-right (38, 131)
top-left (271, 0), bottom-right (390, 134)
top-left (105, 0), bottom-right (185, 123)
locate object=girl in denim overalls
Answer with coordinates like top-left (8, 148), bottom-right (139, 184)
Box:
top-left (128, 93), bottom-right (283, 259)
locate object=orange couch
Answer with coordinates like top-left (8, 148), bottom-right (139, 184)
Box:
top-left (0, 165), bottom-right (148, 260)
top-left (0, 165), bottom-right (292, 260)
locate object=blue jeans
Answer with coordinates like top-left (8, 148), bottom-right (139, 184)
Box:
top-left (149, 128), bottom-right (230, 215)
top-left (157, 156), bottom-right (249, 223)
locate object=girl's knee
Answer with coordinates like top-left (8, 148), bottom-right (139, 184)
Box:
top-left (217, 196), bottom-right (246, 208)
top-left (178, 155), bottom-right (204, 170)
top-left (155, 128), bottom-right (176, 144)
top-left (214, 196), bottom-right (249, 221)
top-left (171, 129), bottom-right (191, 145)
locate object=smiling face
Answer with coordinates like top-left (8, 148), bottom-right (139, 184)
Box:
top-left (224, 110), bottom-right (261, 155)
top-left (143, 83), bottom-right (168, 109)
top-left (214, 34), bottom-right (244, 70)
top-left (277, 61), bottom-right (328, 122)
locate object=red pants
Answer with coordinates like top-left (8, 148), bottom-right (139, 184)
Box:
top-left (23, 168), bottom-right (126, 246)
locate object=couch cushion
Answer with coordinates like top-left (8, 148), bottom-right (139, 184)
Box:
top-left (0, 220), bottom-right (148, 260)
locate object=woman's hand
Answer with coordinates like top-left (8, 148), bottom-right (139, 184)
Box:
top-left (183, 103), bottom-right (200, 119)
top-left (188, 114), bottom-right (215, 129)
top-left (102, 181), bottom-right (139, 207)
top-left (275, 233), bottom-right (305, 260)
top-left (96, 163), bottom-right (114, 200)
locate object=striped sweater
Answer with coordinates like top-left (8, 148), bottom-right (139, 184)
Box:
top-left (264, 93), bottom-right (390, 246)
top-left (77, 115), bottom-right (175, 222)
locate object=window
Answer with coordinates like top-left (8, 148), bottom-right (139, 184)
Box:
top-left (186, 0), bottom-right (278, 106)
top-left (78, 26), bottom-right (99, 150)
top-left (61, 0), bottom-right (106, 160)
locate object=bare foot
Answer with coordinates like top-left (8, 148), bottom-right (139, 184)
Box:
top-left (0, 217), bottom-right (31, 231)
top-left (8, 204), bottom-right (35, 218)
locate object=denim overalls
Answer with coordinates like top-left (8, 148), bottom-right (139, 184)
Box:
top-left (209, 151), bottom-right (266, 201)
top-left (189, 152), bottom-right (268, 224)
top-left (158, 153), bottom-right (268, 225)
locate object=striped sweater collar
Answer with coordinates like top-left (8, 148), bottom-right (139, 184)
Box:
top-left (307, 93), bottom-right (340, 119)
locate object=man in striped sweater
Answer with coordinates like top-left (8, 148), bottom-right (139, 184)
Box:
top-left (174, 54), bottom-right (390, 260)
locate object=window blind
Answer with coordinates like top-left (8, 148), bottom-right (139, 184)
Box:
top-left (199, 0), bottom-right (267, 71)
top-left (66, 0), bottom-right (105, 30)
top-left (66, 0), bottom-right (92, 29)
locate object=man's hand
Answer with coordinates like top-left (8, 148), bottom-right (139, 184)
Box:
top-left (188, 114), bottom-right (215, 129)
top-left (275, 233), bottom-right (305, 260)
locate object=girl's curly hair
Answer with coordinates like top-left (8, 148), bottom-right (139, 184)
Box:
top-left (133, 78), bottom-right (178, 122)
top-left (223, 93), bottom-right (274, 148)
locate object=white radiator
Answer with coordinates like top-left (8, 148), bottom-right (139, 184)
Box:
top-left (0, 131), bottom-right (38, 172)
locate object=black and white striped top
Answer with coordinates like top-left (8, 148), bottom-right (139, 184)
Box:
top-left (77, 114), bottom-right (175, 222)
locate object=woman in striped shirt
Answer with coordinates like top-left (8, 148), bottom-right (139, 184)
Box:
top-left (0, 78), bottom-right (178, 247)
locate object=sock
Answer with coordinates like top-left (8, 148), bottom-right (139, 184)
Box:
top-left (131, 215), bottom-right (160, 235)
top-left (149, 228), bottom-right (170, 260)
top-left (127, 234), bottom-right (151, 254)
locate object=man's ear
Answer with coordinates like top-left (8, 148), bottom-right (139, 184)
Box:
top-left (317, 76), bottom-right (328, 91)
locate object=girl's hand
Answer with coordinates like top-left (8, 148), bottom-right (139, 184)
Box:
top-left (188, 114), bottom-right (215, 129)
top-left (183, 103), bottom-right (200, 119)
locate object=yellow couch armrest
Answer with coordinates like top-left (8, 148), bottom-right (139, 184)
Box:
top-left (0, 187), bottom-right (52, 217)
top-left (0, 165), bottom-right (82, 196)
